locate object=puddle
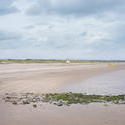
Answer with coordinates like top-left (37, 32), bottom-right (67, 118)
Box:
top-left (61, 70), bottom-right (125, 95)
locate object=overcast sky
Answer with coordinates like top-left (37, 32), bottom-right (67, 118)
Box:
top-left (0, 0), bottom-right (125, 60)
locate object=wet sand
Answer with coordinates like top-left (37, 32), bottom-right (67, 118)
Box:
top-left (61, 70), bottom-right (125, 95)
top-left (0, 63), bottom-right (125, 125)
top-left (0, 63), bottom-right (125, 94)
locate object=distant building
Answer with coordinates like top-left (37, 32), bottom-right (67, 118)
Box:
top-left (66, 60), bottom-right (70, 64)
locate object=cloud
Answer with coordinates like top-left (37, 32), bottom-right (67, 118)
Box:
top-left (0, 0), bottom-right (19, 16)
top-left (0, 0), bottom-right (125, 60)
top-left (0, 31), bottom-right (23, 49)
top-left (0, 31), bottom-right (21, 40)
top-left (26, 0), bottom-right (125, 16)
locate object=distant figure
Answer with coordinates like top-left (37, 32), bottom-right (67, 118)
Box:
top-left (66, 59), bottom-right (70, 64)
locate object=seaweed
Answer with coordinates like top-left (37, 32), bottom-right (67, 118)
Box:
top-left (3, 93), bottom-right (125, 107)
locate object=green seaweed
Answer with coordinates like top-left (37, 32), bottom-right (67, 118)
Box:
top-left (3, 93), bottom-right (125, 107)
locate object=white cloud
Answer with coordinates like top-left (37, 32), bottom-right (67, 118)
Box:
top-left (0, 0), bottom-right (125, 60)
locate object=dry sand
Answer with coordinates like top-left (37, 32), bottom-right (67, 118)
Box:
top-left (0, 63), bottom-right (125, 125)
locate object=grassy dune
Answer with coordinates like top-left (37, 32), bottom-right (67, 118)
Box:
top-left (0, 59), bottom-right (125, 64)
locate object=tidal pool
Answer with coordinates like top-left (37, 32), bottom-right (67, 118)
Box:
top-left (61, 70), bottom-right (125, 95)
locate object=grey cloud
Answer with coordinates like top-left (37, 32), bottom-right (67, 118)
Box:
top-left (24, 25), bottom-right (35, 29)
top-left (34, 31), bottom-right (88, 50)
top-left (27, 0), bottom-right (125, 16)
top-left (0, 31), bottom-right (21, 41)
top-left (0, 0), bottom-right (19, 16)
top-left (79, 32), bottom-right (87, 37)
top-left (0, 31), bottom-right (23, 49)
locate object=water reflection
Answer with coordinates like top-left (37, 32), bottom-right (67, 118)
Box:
top-left (62, 70), bottom-right (125, 95)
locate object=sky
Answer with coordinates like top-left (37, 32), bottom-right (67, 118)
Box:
top-left (0, 0), bottom-right (125, 60)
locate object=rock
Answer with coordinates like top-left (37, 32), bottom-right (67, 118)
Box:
top-left (32, 98), bottom-right (37, 102)
top-left (6, 96), bottom-right (11, 99)
top-left (22, 100), bottom-right (30, 104)
top-left (12, 101), bottom-right (18, 105)
top-left (53, 102), bottom-right (63, 106)
top-left (57, 103), bottom-right (63, 106)
top-left (33, 104), bottom-right (37, 108)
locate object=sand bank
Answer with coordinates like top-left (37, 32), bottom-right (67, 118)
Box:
top-left (0, 63), bottom-right (125, 94)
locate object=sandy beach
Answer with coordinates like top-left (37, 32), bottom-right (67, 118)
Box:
top-left (0, 63), bottom-right (125, 125)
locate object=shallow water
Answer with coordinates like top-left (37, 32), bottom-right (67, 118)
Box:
top-left (61, 70), bottom-right (125, 95)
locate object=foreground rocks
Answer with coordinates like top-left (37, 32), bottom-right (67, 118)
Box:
top-left (2, 92), bottom-right (125, 107)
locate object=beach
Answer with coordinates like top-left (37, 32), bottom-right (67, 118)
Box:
top-left (0, 63), bottom-right (125, 125)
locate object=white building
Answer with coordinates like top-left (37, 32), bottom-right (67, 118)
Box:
top-left (66, 60), bottom-right (70, 64)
